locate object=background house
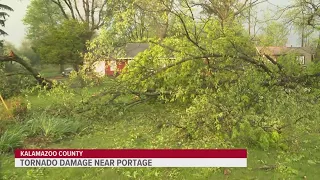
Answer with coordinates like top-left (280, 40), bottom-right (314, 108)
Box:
top-left (105, 43), bottom-right (150, 76)
top-left (256, 46), bottom-right (315, 65)
top-left (91, 43), bottom-right (150, 76)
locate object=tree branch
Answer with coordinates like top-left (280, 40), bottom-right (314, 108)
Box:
top-left (73, 0), bottom-right (85, 22)
top-left (0, 53), bottom-right (52, 88)
top-left (51, 0), bottom-right (69, 19)
top-left (63, 0), bottom-right (76, 19)
top-left (95, 0), bottom-right (107, 29)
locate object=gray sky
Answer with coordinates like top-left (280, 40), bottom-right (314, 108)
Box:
top-left (1, 0), bottom-right (300, 48)
top-left (1, 0), bottom-right (29, 48)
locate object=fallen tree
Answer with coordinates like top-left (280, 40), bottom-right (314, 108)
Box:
top-left (0, 51), bottom-right (53, 88)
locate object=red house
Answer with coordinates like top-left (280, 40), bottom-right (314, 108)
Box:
top-left (105, 43), bottom-right (150, 76)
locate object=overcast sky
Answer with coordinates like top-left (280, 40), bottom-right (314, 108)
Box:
top-left (1, 0), bottom-right (299, 48)
top-left (1, 0), bottom-right (29, 48)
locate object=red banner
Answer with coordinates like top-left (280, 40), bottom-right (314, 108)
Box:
top-left (15, 149), bottom-right (247, 158)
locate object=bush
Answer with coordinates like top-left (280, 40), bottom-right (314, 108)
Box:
top-left (29, 83), bottom-right (79, 117)
top-left (0, 97), bottom-right (28, 121)
top-left (25, 114), bottom-right (83, 139)
top-left (67, 69), bottom-right (104, 88)
top-left (0, 108), bottom-right (12, 121)
top-left (0, 63), bottom-right (36, 99)
top-left (0, 127), bottom-right (25, 153)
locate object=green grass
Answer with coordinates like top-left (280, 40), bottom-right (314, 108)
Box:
top-left (1, 82), bottom-right (320, 179)
top-left (38, 64), bottom-right (74, 78)
top-left (25, 83), bottom-right (105, 110)
top-left (25, 115), bottom-right (83, 138)
top-left (0, 128), bottom-right (25, 153)
top-left (1, 102), bottom-right (320, 179)
top-left (1, 156), bottom-right (125, 180)
top-left (38, 64), bottom-right (61, 78)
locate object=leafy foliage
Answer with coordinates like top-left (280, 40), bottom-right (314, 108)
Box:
top-left (25, 114), bottom-right (82, 139)
top-left (84, 2), bottom-right (320, 150)
top-left (35, 20), bottom-right (90, 69)
top-left (257, 21), bottom-right (289, 46)
top-left (2, 1), bottom-right (320, 179)
top-left (0, 62), bottom-right (37, 99)
top-left (0, 127), bottom-right (25, 153)
top-left (23, 0), bottom-right (64, 42)
top-left (0, 96), bottom-right (28, 121)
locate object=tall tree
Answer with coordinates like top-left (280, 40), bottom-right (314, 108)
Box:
top-left (257, 21), bottom-right (289, 46)
top-left (287, 0), bottom-right (320, 29)
top-left (285, 0), bottom-right (317, 47)
top-left (36, 20), bottom-right (90, 71)
top-left (24, 0), bottom-right (128, 70)
top-left (131, 0), bottom-right (175, 40)
top-left (285, 0), bottom-right (320, 60)
top-left (23, 0), bottom-right (64, 43)
top-left (23, 0), bottom-right (66, 71)
top-left (48, 0), bottom-right (121, 37)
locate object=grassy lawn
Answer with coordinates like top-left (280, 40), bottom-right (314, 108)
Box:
top-left (1, 84), bottom-right (320, 179)
top-left (1, 101), bottom-right (320, 179)
top-left (38, 64), bottom-right (73, 79)
top-left (38, 64), bottom-right (61, 78)
top-left (2, 126), bottom-right (319, 179)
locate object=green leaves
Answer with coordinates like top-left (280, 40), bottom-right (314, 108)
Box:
top-left (79, 0), bottom-right (320, 152)
top-left (23, 0), bottom-right (64, 41)
top-left (257, 21), bottom-right (289, 46)
top-left (36, 20), bottom-right (89, 66)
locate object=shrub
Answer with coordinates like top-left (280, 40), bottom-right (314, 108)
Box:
top-left (0, 63), bottom-right (36, 99)
top-left (29, 83), bottom-right (79, 117)
top-left (9, 97), bottom-right (28, 120)
top-left (0, 108), bottom-right (12, 121)
top-left (25, 114), bottom-right (83, 139)
top-left (0, 127), bottom-right (25, 153)
top-left (0, 97), bottom-right (28, 121)
top-left (67, 69), bottom-right (105, 88)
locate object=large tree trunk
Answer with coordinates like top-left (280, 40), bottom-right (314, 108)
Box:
top-left (0, 53), bottom-right (53, 88)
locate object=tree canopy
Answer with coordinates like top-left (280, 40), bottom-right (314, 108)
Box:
top-left (35, 20), bottom-right (90, 70)
top-left (23, 0), bottom-right (64, 42)
top-left (257, 21), bottom-right (289, 46)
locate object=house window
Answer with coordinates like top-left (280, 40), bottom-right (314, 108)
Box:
top-left (296, 56), bottom-right (305, 65)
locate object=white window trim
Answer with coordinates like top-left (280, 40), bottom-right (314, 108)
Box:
top-left (296, 55), bottom-right (305, 65)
